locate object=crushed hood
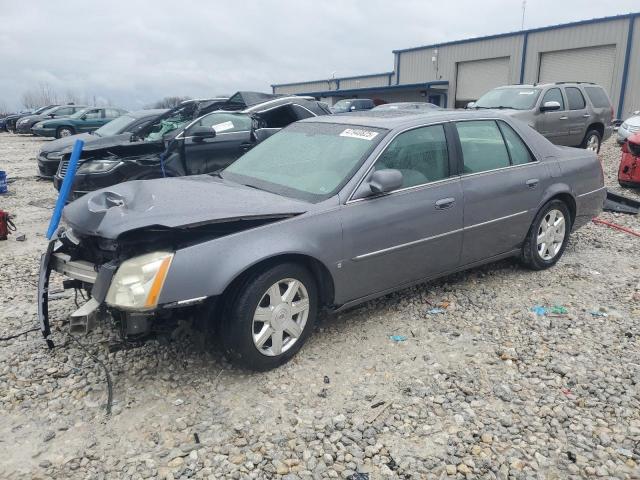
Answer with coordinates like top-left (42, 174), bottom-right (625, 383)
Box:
top-left (62, 176), bottom-right (308, 239)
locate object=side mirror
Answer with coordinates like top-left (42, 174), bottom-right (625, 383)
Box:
top-left (189, 126), bottom-right (217, 142)
top-left (540, 101), bottom-right (561, 112)
top-left (48, 113), bottom-right (56, 118)
top-left (368, 169), bottom-right (403, 194)
top-left (466, 102), bottom-right (476, 109)
top-left (80, 115), bottom-right (87, 120)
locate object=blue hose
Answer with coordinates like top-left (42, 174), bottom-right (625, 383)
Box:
top-left (46, 139), bottom-right (84, 239)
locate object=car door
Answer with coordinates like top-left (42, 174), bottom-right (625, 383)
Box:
top-left (457, 119), bottom-right (548, 265)
top-left (539, 87), bottom-right (570, 145)
top-left (564, 87), bottom-right (589, 146)
top-left (182, 112), bottom-right (253, 175)
top-left (341, 123), bottom-right (464, 301)
top-left (78, 108), bottom-right (104, 132)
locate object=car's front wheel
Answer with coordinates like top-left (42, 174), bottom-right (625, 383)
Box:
top-left (521, 200), bottom-right (571, 270)
top-left (56, 127), bottom-right (75, 138)
top-left (220, 262), bottom-right (317, 371)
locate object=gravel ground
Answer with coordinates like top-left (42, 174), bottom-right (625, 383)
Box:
top-left (0, 133), bottom-right (639, 480)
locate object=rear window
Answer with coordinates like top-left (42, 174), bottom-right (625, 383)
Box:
top-left (565, 87), bottom-right (586, 110)
top-left (584, 86), bottom-right (611, 109)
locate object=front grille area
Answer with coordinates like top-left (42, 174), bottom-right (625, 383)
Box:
top-left (58, 159), bottom-right (69, 178)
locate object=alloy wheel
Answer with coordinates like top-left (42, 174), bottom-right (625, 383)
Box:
top-left (586, 134), bottom-right (599, 152)
top-left (252, 278), bottom-right (309, 356)
top-left (537, 209), bottom-right (566, 261)
top-left (60, 129), bottom-right (73, 137)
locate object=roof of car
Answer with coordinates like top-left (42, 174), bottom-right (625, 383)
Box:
top-left (301, 109), bottom-right (513, 129)
top-left (128, 109), bottom-right (170, 117)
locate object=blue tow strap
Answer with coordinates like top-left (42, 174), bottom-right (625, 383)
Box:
top-left (46, 139), bottom-right (84, 239)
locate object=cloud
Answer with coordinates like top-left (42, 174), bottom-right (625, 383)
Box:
top-left (0, 0), bottom-right (637, 110)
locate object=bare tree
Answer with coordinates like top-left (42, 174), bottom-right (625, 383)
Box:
top-left (21, 82), bottom-right (60, 108)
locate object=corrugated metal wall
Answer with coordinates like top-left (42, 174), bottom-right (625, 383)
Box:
top-left (340, 74), bottom-right (390, 90)
top-left (273, 80), bottom-right (334, 95)
top-left (398, 35), bottom-right (524, 105)
top-left (523, 18), bottom-right (629, 113)
top-left (622, 16), bottom-right (640, 118)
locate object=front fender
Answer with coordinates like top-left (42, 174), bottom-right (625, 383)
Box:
top-left (157, 207), bottom-right (342, 305)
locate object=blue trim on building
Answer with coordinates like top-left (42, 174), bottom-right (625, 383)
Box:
top-left (272, 71), bottom-right (393, 88)
top-left (519, 32), bottom-right (529, 84)
top-left (396, 53), bottom-right (401, 85)
top-left (618, 16), bottom-right (636, 118)
top-left (297, 81), bottom-right (449, 98)
top-left (393, 12), bottom-right (639, 54)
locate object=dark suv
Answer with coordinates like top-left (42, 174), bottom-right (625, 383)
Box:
top-left (330, 98), bottom-right (375, 113)
top-left (470, 82), bottom-right (614, 152)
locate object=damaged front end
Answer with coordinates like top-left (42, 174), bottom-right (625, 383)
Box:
top-left (38, 227), bottom-right (193, 349)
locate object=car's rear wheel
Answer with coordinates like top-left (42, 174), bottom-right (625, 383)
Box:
top-left (582, 129), bottom-right (601, 153)
top-left (220, 262), bottom-right (317, 371)
top-left (521, 200), bottom-right (571, 270)
top-left (56, 127), bottom-right (75, 138)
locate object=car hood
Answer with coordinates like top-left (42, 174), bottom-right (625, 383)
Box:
top-left (624, 116), bottom-right (640, 127)
top-left (59, 133), bottom-right (133, 154)
top-left (62, 175), bottom-right (309, 239)
top-left (40, 133), bottom-right (94, 154)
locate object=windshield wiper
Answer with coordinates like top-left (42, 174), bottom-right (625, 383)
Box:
top-left (476, 105), bottom-right (514, 110)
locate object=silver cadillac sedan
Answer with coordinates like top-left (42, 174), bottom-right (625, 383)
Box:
top-left (39, 110), bottom-right (605, 370)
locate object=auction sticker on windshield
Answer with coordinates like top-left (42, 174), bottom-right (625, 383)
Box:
top-left (213, 121), bottom-right (234, 133)
top-left (340, 128), bottom-right (379, 141)
top-left (518, 90), bottom-right (536, 95)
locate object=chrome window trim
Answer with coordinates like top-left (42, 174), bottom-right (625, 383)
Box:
top-left (347, 176), bottom-right (460, 205)
top-left (352, 210), bottom-right (529, 261)
top-left (346, 117), bottom-right (540, 204)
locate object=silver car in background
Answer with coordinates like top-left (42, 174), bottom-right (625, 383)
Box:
top-left (39, 110), bottom-right (605, 370)
top-left (470, 82), bottom-right (614, 153)
top-left (618, 111), bottom-right (640, 144)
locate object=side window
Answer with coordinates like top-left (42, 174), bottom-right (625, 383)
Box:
top-left (565, 87), bottom-right (586, 110)
top-left (55, 107), bottom-right (73, 116)
top-left (83, 109), bottom-right (102, 119)
top-left (374, 124), bottom-right (449, 189)
top-left (541, 88), bottom-right (564, 110)
top-left (497, 121), bottom-right (534, 166)
top-left (105, 109), bottom-right (121, 118)
top-left (198, 113), bottom-right (251, 133)
top-left (584, 86), bottom-right (611, 108)
top-left (291, 104), bottom-right (315, 121)
top-left (456, 120), bottom-right (510, 174)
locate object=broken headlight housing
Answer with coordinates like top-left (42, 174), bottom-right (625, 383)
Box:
top-left (77, 159), bottom-right (122, 174)
top-left (105, 251), bottom-right (174, 310)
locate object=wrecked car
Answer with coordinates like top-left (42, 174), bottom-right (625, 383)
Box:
top-left (39, 110), bottom-right (604, 371)
top-left (53, 93), bottom-right (331, 199)
top-left (37, 109), bottom-right (169, 178)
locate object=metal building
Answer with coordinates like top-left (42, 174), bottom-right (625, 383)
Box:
top-left (272, 12), bottom-right (640, 120)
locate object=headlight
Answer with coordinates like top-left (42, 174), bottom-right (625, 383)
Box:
top-left (34, 122), bottom-right (44, 128)
top-left (77, 159), bottom-right (122, 174)
top-left (106, 251), bottom-right (174, 310)
top-left (46, 151), bottom-right (63, 160)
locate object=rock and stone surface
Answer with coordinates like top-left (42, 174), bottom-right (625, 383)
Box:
top-left (0, 133), bottom-right (639, 479)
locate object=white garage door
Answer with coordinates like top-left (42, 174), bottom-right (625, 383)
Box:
top-left (456, 57), bottom-right (510, 103)
top-left (538, 45), bottom-right (616, 91)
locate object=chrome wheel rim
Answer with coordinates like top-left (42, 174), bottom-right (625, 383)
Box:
top-left (586, 135), bottom-right (599, 152)
top-left (252, 278), bottom-right (309, 356)
top-left (60, 129), bottom-right (72, 137)
top-left (537, 209), bottom-right (566, 261)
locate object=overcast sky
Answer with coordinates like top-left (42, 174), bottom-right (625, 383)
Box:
top-left (0, 0), bottom-right (637, 110)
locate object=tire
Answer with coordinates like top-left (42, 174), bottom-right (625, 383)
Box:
top-left (582, 129), bottom-right (602, 153)
top-left (56, 126), bottom-right (75, 139)
top-left (220, 262), bottom-right (317, 371)
top-left (521, 200), bottom-right (572, 270)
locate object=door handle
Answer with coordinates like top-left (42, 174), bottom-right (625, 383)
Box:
top-left (559, 116), bottom-right (568, 120)
top-left (435, 197), bottom-right (455, 209)
top-left (582, 114), bottom-right (591, 118)
top-left (526, 178), bottom-right (539, 189)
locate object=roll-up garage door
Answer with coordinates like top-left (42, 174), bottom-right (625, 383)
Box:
top-left (455, 57), bottom-right (510, 105)
top-left (538, 45), bottom-right (616, 91)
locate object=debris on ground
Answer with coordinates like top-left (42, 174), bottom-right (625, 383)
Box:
top-left (389, 335), bottom-right (407, 342)
top-left (427, 307), bottom-right (446, 315)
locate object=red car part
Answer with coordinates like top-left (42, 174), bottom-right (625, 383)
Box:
top-left (618, 132), bottom-right (640, 188)
top-left (0, 210), bottom-right (16, 240)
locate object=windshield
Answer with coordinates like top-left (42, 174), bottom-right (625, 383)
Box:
top-left (331, 100), bottom-right (353, 113)
top-left (223, 122), bottom-right (386, 202)
top-left (69, 108), bottom-right (92, 119)
top-left (93, 114), bottom-right (136, 137)
top-left (144, 104), bottom-right (198, 141)
top-left (475, 88), bottom-right (541, 110)
top-left (35, 105), bottom-right (53, 114)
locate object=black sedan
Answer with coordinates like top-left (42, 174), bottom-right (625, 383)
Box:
top-left (54, 94), bottom-right (330, 199)
top-left (37, 109), bottom-right (169, 178)
top-left (4, 105), bottom-right (58, 132)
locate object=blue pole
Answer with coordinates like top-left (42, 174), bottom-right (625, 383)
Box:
top-left (46, 139), bottom-right (84, 239)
